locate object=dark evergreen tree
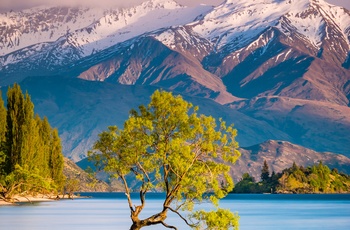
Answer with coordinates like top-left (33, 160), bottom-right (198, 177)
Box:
top-left (292, 162), bottom-right (298, 171)
top-left (271, 171), bottom-right (276, 179)
top-left (261, 160), bottom-right (270, 182)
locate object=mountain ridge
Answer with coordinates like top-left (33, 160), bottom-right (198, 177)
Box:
top-left (1, 0), bottom-right (349, 103)
top-left (9, 75), bottom-right (291, 161)
top-left (0, 0), bottom-right (349, 166)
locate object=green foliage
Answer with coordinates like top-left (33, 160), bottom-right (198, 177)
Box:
top-left (0, 92), bottom-right (6, 175)
top-left (0, 164), bottom-right (54, 202)
top-left (191, 208), bottom-right (240, 230)
top-left (233, 173), bottom-right (260, 193)
top-left (234, 160), bottom-right (277, 193)
top-left (65, 178), bottom-right (80, 199)
top-left (0, 84), bottom-right (65, 201)
top-left (36, 116), bottom-right (51, 177)
top-left (278, 162), bottom-right (326, 193)
top-left (49, 129), bottom-right (65, 191)
top-left (0, 151), bottom-right (7, 176)
top-left (0, 92), bottom-right (6, 144)
top-left (260, 160), bottom-right (270, 182)
top-left (89, 90), bottom-right (241, 229)
top-left (234, 161), bottom-right (350, 194)
top-left (5, 83), bottom-right (26, 172)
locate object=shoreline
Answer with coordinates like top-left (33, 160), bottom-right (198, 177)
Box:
top-left (0, 194), bottom-right (85, 206)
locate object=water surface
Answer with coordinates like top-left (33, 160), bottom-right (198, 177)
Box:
top-left (1, 193), bottom-right (349, 229)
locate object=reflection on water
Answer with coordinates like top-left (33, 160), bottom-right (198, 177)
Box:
top-left (1, 194), bottom-right (350, 230)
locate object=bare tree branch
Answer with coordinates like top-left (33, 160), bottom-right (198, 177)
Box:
top-left (161, 221), bottom-right (177, 229)
top-left (120, 174), bottom-right (134, 212)
top-left (166, 206), bottom-right (197, 228)
top-left (136, 162), bottom-right (151, 184)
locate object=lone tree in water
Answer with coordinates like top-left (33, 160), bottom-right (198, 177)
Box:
top-left (89, 90), bottom-right (240, 230)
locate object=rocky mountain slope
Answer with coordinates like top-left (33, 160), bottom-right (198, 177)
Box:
top-left (3, 76), bottom-right (349, 185)
top-left (0, 0), bottom-right (349, 167)
top-left (13, 76), bottom-right (289, 161)
top-left (229, 96), bottom-right (350, 159)
top-left (63, 157), bottom-right (123, 192)
top-left (233, 140), bottom-right (350, 182)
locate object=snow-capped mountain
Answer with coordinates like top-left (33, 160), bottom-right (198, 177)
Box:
top-left (0, 0), bottom-right (213, 82)
top-left (0, 0), bottom-right (214, 56)
top-left (0, 0), bottom-right (350, 161)
top-left (192, 0), bottom-right (350, 51)
top-left (1, 0), bottom-right (349, 103)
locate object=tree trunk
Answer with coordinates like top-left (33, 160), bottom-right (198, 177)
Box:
top-left (129, 210), bottom-right (168, 230)
top-left (129, 222), bottom-right (142, 230)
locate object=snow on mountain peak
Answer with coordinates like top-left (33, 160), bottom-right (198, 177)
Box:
top-left (191, 0), bottom-right (349, 51)
top-left (0, 6), bottom-right (105, 56)
top-left (66, 1), bottom-right (214, 57)
top-left (0, 0), bottom-right (213, 66)
top-left (142, 0), bottom-right (182, 9)
top-left (0, 0), bottom-right (183, 57)
top-left (279, 0), bottom-right (350, 48)
top-left (1, 0), bottom-right (349, 73)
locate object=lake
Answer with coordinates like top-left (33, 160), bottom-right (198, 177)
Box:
top-left (1, 193), bottom-right (349, 230)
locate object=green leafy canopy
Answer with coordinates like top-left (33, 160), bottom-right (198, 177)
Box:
top-left (89, 90), bottom-right (240, 229)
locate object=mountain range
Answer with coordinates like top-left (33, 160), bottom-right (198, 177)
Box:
top-left (0, 0), bottom-right (349, 178)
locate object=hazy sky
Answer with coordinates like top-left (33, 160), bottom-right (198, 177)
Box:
top-left (0, 0), bottom-right (349, 12)
top-left (329, 0), bottom-right (350, 10)
top-left (0, 0), bottom-right (223, 11)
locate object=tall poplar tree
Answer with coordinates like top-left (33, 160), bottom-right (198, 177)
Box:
top-left (0, 92), bottom-right (7, 174)
top-left (5, 83), bottom-right (26, 173)
top-left (0, 92), bottom-right (6, 143)
top-left (36, 116), bottom-right (51, 177)
top-left (1, 84), bottom-right (66, 201)
top-left (21, 95), bottom-right (38, 171)
top-left (5, 85), bottom-right (38, 172)
top-left (49, 128), bottom-right (65, 190)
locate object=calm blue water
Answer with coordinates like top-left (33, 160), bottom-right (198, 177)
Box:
top-left (1, 193), bottom-right (349, 230)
